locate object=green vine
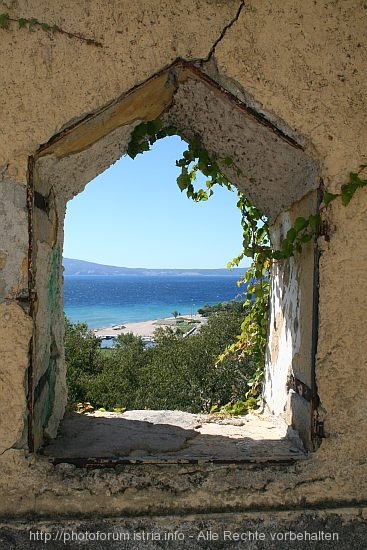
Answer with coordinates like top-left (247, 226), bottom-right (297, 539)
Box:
top-left (128, 120), bottom-right (272, 410)
top-left (323, 171), bottom-right (367, 207)
top-left (127, 119), bottom-right (367, 413)
top-left (0, 12), bottom-right (102, 46)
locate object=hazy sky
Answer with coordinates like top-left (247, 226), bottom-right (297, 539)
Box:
top-left (63, 136), bottom-right (250, 269)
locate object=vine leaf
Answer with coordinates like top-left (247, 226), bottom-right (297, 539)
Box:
top-left (126, 119), bottom-right (366, 412)
top-left (286, 228), bottom-right (297, 243)
top-left (0, 13), bottom-right (10, 29)
top-left (323, 191), bottom-right (339, 207)
top-left (28, 17), bottom-right (39, 30)
top-left (294, 217), bottom-right (309, 232)
top-left (0, 12), bottom-right (102, 46)
top-left (18, 18), bottom-right (27, 29)
top-left (309, 214), bottom-right (321, 232)
top-left (300, 234), bottom-right (312, 244)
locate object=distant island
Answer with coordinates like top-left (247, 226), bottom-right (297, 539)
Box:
top-left (63, 258), bottom-right (246, 277)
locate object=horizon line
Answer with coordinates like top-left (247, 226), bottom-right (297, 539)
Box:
top-left (63, 257), bottom-right (248, 271)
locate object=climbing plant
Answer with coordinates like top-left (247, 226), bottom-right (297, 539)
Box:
top-left (0, 12), bottom-right (102, 46)
top-left (128, 120), bottom-right (271, 410)
top-left (128, 120), bottom-right (367, 413)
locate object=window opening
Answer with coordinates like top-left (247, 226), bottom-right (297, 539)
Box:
top-left (28, 62), bottom-right (319, 463)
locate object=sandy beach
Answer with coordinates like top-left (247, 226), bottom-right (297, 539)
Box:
top-left (94, 314), bottom-right (205, 339)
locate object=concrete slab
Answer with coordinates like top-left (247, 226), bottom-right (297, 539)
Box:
top-left (42, 410), bottom-right (307, 464)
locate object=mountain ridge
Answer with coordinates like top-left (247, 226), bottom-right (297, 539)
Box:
top-left (63, 258), bottom-right (246, 277)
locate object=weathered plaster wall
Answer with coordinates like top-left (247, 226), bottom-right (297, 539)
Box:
top-left (0, 0), bottom-right (366, 538)
top-left (214, 0), bottom-right (367, 186)
top-left (265, 192), bottom-right (317, 443)
top-left (0, 446), bottom-right (367, 522)
top-left (316, 193), bottom-right (367, 460)
top-left (163, 73), bottom-right (318, 222)
top-left (0, 0), bottom-right (241, 182)
top-left (0, 177), bottom-right (32, 454)
top-left (1, 510), bottom-right (367, 549)
top-left (0, 179), bottom-right (28, 300)
top-left (0, 304), bottom-right (32, 454)
top-left (214, 0), bottom-right (367, 461)
top-left (30, 65), bottom-right (317, 447)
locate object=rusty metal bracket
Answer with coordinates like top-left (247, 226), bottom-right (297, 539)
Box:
top-left (34, 190), bottom-right (48, 212)
top-left (50, 454), bottom-right (306, 469)
top-left (27, 156), bottom-right (35, 453)
top-left (287, 374), bottom-right (313, 402)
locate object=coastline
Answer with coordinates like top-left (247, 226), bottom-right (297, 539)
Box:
top-left (94, 314), bottom-right (205, 339)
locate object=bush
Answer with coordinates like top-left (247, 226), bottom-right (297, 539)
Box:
top-left (197, 300), bottom-right (248, 317)
top-left (64, 318), bottom-right (102, 403)
top-left (65, 308), bottom-right (256, 413)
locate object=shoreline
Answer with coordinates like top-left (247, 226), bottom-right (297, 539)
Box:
top-left (94, 314), bottom-right (205, 339)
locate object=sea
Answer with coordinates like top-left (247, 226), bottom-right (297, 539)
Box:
top-left (64, 275), bottom-right (245, 329)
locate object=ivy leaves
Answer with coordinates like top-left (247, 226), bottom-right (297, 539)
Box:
top-left (128, 120), bottom-right (367, 259)
top-left (0, 13), bottom-right (42, 31)
top-left (323, 172), bottom-right (367, 207)
top-left (127, 120), bottom-right (177, 158)
top-left (0, 13), bottom-right (9, 29)
top-left (127, 119), bottom-right (367, 275)
top-left (126, 119), bottom-right (367, 413)
top-left (0, 12), bottom-right (60, 32)
top-left (0, 12), bottom-right (102, 46)
top-left (174, 135), bottom-right (233, 202)
top-left (228, 194), bottom-right (270, 267)
top-left (272, 214), bottom-right (321, 260)
top-left (128, 122), bottom-right (233, 202)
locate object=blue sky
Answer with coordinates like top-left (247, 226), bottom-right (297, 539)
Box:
top-left (63, 136), bottom-right (250, 269)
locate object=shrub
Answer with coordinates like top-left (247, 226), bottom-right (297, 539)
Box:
top-left (65, 308), bottom-right (256, 413)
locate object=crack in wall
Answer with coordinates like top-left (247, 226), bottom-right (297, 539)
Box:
top-left (204, 0), bottom-right (245, 62)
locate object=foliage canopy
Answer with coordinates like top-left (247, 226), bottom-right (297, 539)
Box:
top-left (65, 310), bottom-right (257, 413)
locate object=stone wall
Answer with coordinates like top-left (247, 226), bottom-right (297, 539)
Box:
top-left (28, 61), bottom-right (318, 449)
top-left (0, 0), bottom-right (366, 543)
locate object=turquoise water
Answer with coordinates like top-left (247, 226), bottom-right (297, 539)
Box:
top-left (64, 275), bottom-right (244, 328)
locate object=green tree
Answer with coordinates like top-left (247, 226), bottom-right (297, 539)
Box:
top-left (64, 310), bottom-right (256, 413)
top-left (64, 317), bottom-right (102, 404)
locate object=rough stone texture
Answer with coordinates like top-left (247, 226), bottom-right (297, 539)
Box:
top-left (0, 179), bottom-right (28, 300)
top-left (163, 75), bottom-right (318, 223)
top-left (214, 0), bottom-right (367, 186)
top-left (0, 0), bottom-right (241, 181)
top-left (0, 444), bottom-right (366, 520)
top-left (41, 410), bottom-right (306, 462)
top-left (265, 191), bottom-right (317, 449)
top-left (35, 124), bottom-right (138, 204)
top-left (0, 0), bottom-right (366, 542)
top-left (1, 510), bottom-right (367, 549)
top-left (0, 303), bottom-right (32, 454)
top-left (316, 196), bottom-right (367, 458)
